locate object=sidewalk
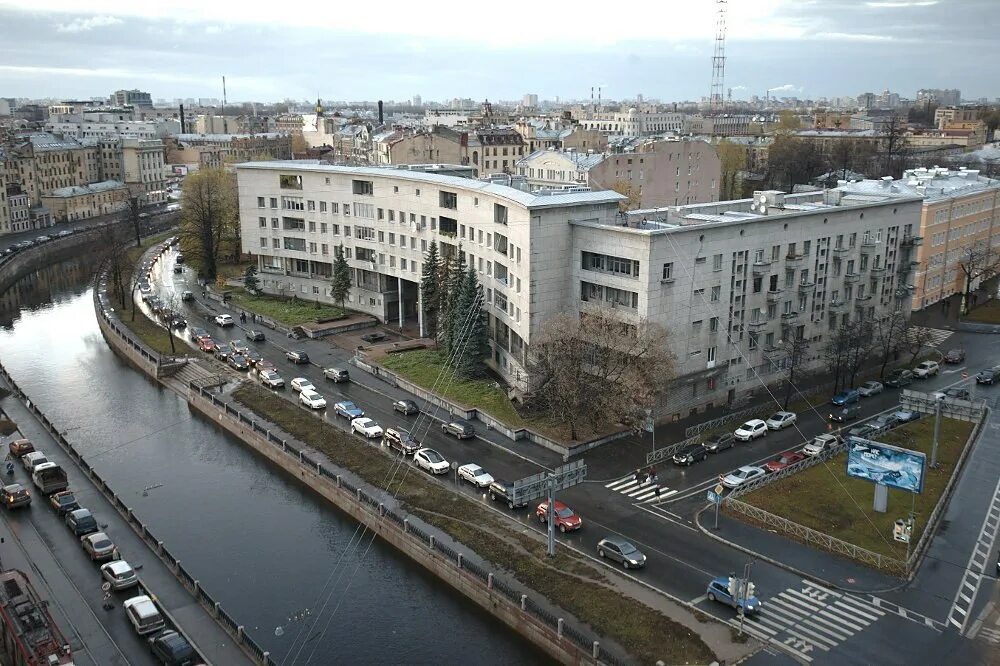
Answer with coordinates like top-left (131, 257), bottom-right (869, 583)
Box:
top-left (911, 293), bottom-right (1000, 334)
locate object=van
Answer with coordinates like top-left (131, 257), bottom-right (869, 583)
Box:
top-left (123, 595), bottom-right (165, 635)
top-left (829, 403), bottom-right (860, 422)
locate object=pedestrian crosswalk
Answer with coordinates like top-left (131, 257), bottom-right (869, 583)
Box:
top-left (604, 473), bottom-right (677, 503)
top-left (977, 626), bottom-right (1000, 645)
top-left (735, 580), bottom-right (885, 663)
top-left (907, 326), bottom-right (954, 349)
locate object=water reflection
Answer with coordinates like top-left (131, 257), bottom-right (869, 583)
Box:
top-left (0, 253), bottom-right (100, 329)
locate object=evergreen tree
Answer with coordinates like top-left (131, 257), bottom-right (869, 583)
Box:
top-left (330, 244), bottom-right (352, 309)
top-left (455, 267), bottom-right (489, 378)
top-left (420, 241), bottom-right (441, 336)
top-left (441, 248), bottom-right (466, 353)
top-left (243, 263), bottom-right (259, 293)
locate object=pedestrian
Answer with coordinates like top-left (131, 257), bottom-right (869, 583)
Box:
top-left (654, 485), bottom-right (662, 501)
top-left (111, 546), bottom-right (120, 561)
top-left (102, 589), bottom-right (113, 610)
top-left (633, 469), bottom-right (642, 484)
top-left (251, 313), bottom-right (256, 324)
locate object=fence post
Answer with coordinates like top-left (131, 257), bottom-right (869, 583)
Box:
top-left (520, 594), bottom-right (527, 611)
top-left (238, 625), bottom-right (244, 641)
top-left (403, 518), bottom-right (409, 533)
top-left (487, 573), bottom-right (493, 590)
top-left (299, 451), bottom-right (303, 463)
top-left (557, 618), bottom-right (564, 637)
top-left (429, 535), bottom-right (435, 549)
top-left (592, 642), bottom-right (599, 659)
top-left (215, 601), bottom-right (221, 616)
top-left (378, 503), bottom-right (385, 517)
top-left (194, 580), bottom-right (200, 596)
top-left (175, 559), bottom-right (180, 573)
top-left (157, 540), bottom-right (164, 555)
top-left (457, 553), bottom-right (463, 568)
top-left (336, 475), bottom-right (341, 488)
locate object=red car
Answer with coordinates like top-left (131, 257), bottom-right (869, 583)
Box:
top-left (536, 500), bottom-right (582, 533)
top-left (764, 451), bottom-right (805, 473)
top-left (198, 337), bottom-right (217, 353)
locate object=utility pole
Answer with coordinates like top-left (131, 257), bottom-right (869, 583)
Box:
top-left (546, 474), bottom-right (556, 557)
top-left (931, 396), bottom-right (942, 468)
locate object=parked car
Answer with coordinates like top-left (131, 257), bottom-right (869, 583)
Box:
top-left (885, 369), bottom-right (915, 388)
top-left (933, 387), bottom-right (971, 401)
top-left (893, 409), bottom-right (920, 424)
top-left (101, 560), bottom-right (138, 591)
top-left (81, 532), bottom-right (116, 561)
top-left (733, 419), bottom-right (768, 442)
top-left (324, 367), bottom-right (350, 383)
top-left (286, 350), bottom-right (310, 364)
top-left (829, 403), bottom-right (861, 422)
top-left (246, 329), bottom-right (265, 342)
top-left (189, 328), bottom-right (210, 342)
top-left (722, 466), bottom-right (766, 489)
top-left (804, 433), bottom-right (841, 456)
top-left (66, 508), bottom-right (98, 536)
top-left (123, 595), bottom-right (165, 635)
top-left (214, 314), bottom-right (234, 327)
top-left (765, 411), bottom-right (798, 431)
top-left (764, 451), bottom-right (806, 473)
top-left (977, 368), bottom-right (998, 385)
top-left (49, 490), bottom-right (80, 515)
top-left (173, 266), bottom-right (182, 274)
top-left (706, 576), bottom-right (761, 614)
top-left (290, 377), bottom-right (315, 393)
top-left (148, 630), bottom-right (196, 666)
top-left (536, 500), bottom-right (583, 532)
top-left (244, 350), bottom-right (264, 367)
top-left (21, 451), bottom-right (47, 472)
top-left (383, 427), bottom-right (420, 455)
top-left (1, 484), bottom-right (31, 510)
top-left (299, 389), bottom-right (327, 410)
top-left (597, 536), bottom-right (647, 569)
top-left (351, 417), bottom-right (384, 439)
top-left (214, 348), bottom-right (231, 363)
top-left (361, 331), bottom-right (388, 343)
top-left (392, 399), bottom-right (419, 415)
top-left (8, 438), bottom-right (34, 457)
top-left (831, 389), bottom-right (861, 406)
top-left (870, 413), bottom-right (901, 431)
top-left (944, 348), bottom-right (966, 364)
top-left (458, 463), bottom-right (495, 487)
top-left (259, 370), bottom-right (285, 389)
top-left (227, 354), bottom-right (250, 371)
top-left (181, 290), bottom-right (193, 301)
top-left (913, 360), bottom-right (940, 378)
top-left (333, 401), bottom-right (364, 419)
top-left (858, 381), bottom-right (884, 397)
top-left (414, 448), bottom-right (449, 474)
top-left (848, 423), bottom-right (879, 439)
top-left (488, 481), bottom-right (528, 510)
top-left (672, 444), bottom-right (709, 466)
top-left (702, 432), bottom-right (736, 453)
top-left (442, 419), bottom-right (475, 439)
top-left (229, 340), bottom-right (249, 354)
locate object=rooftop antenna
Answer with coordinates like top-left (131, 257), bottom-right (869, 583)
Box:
top-left (709, 0), bottom-right (727, 113)
top-left (221, 75), bottom-right (228, 133)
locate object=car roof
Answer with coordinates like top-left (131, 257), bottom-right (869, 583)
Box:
top-left (741, 419), bottom-right (766, 426)
top-left (460, 463), bottom-right (483, 471)
top-left (737, 465), bottom-right (760, 473)
top-left (3, 484), bottom-right (23, 491)
top-left (600, 536), bottom-right (633, 548)
top-left (104, 560), bottom-right (133, 574)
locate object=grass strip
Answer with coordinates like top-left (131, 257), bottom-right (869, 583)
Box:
top-left (740, 416), bottom-right (974, 560)
top-left (233, 383), bottom-right (715, 665)
top-left (226, 292), bottom-right (345, 327)
top-left (113, 232), bottom-right (181, 356)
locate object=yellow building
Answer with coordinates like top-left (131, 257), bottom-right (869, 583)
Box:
top-left (41, 180), bottom-right (128, 222)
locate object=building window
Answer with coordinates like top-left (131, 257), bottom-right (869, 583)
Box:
top-left (494, 204), bottom-right (508, 225)
top-left (709, 316), bottom-right (719, 332)
top-left (279, 174), bottom-right (302, 190)
top-left (283, 237), bottom-right (306, 251)
top-left (257, 197), bottom-right (266, 208)
top-left (662, 262), bottom-right (674, 280)
top-left (439, 216), bottom-right (458, 236)
top-left (352, 180), bottom-right (373, 195)
top-left (259, 237), bottom-right (267, 248)
top-left (270, 197), bottom-right (278, 209)
top-left (439, 191), bottom-right (458, 209)
top-left (320, 201), bottom-right (328, 213)
top-left (711, 285), bottom-right (721, 302)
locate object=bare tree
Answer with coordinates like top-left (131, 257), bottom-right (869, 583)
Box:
top-left (102, 228), bottom-right (129, 309)
top-left (903, 322), bottom-right (935, 365)
top-left (124, 196), bottom-right (142, 248)
top-left (879, 117), bottom-right (910, 179)
top-left (821, 320), bottom-right (872, 391)
top-left (769, 334), bottom-right (810, 409)
top-left (958, 245), bottom-right (1000, 315)
top-left (178, 168), bottom-right (238, 281)
top-left (530, 311), bottom-right (674, 441)
top-left (871, 311), bottom-right (909, 379)
top-left (611, 180), bottom-right (641, 212)
top-left (716, 139), bottom-right (747, 200)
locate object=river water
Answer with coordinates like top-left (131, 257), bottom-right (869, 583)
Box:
top-left (0, 254), bottom-right (545, 665)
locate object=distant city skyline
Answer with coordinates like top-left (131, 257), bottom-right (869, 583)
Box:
top-left (1, 1), bottom-right (998, 103)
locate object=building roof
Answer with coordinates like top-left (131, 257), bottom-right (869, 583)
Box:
top-left (837, 168), bottom-right (1000, 202)
top-left (516, 149), bottom-right (607, 172)
top-left (236, 160), bottom-right (624, 210)
top-left (25, 132), bottom-right (86, 151)
top-left (175, 132), bottom-right (286, 142)
top-left (46, 180), bottom-right (126, 198)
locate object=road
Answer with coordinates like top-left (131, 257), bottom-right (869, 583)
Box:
top-left (0, 202), bottom-right (172, 253)
top-left (145, 243), bottom-right (1000, 664)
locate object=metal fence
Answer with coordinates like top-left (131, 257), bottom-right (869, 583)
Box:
top-left (187, 382), bottom-right (627, 665)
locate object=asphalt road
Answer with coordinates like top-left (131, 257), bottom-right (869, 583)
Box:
top-left (0, 203), bottom-right (172, 253)
top-left (143, 243), bottom-right (1000, 664)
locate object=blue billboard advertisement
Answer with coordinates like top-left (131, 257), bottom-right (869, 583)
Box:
top-left (846, 437), bottom-right (926, 494)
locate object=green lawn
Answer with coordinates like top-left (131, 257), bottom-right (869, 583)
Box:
top-left (215, 260), bottom-right (252, 281)
top-left (226, 292), bottom-right (345, 327)
top-left (117, 308), bottom-right (182, 356)
top-left (963, 301), bottom-right (1000, 324)
top-left (233, 384), bottom-right (715, 665)
top-left (740, 417), bottom-right (975, 562)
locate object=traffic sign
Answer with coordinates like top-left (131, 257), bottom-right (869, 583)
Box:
top-left (714, 484), bottom-right (724, 495)
top-left (511, 460), bottom-right (587, 505)
top-left (707, 490), bottom-right (722, 504)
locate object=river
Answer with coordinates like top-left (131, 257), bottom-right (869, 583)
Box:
top-left (0, 253), bottom-right (545, 665)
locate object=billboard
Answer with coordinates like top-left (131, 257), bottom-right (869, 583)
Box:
top-left (846, 437), bottom-right (926, 493)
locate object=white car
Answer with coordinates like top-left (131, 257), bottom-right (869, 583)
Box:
top-left (290, 377), bottom-right (315, 393)
top-left (101, 560), bottom-right (138, 590)
top-left (414, 448), bottom-right (449, 475)
top-left (803, 433), bottom-right (841, 457)
top-left (734, 419), bottom-right (768, 441)
top-left (913, 360), bottom-right (940, 378)
top-left (22, 451), bottom-right (48, 472)
top-left (299, 389), bottom-right (327, 409)
top-left (765, 411), bottom-right (797, 431)
top-left (722, 465), bottom-right (766, 489)
top-left (858, 380), bottom-right (883, 397)
top-left (457, 464), bottom-right (495, 488)
top-left (214, 313), bottom-right (234, 327)
top-left (351, 417), bottom-right (384, 439)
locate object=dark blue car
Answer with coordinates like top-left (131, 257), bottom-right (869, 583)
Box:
top-left (831, 389), bottom-right (860, 406)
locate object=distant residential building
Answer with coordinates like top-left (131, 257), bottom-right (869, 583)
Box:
top-left (522, 93), bottom-right (539, 108)
top-left (471, 128), bottom-right (526, 177)
top-left (7, 133), bottom-right (101, 206)
top-left (41, 180), bottom-right (129, 222)
top-left (195, 114), bottom-right (246, 134)
top-left (917, 89), bottom-right (961, 107)
top-left (274, 114), bottom-right (304, 134)
top-left (513, 120), bottom-right (607, 154)
top-left (908, 122), bottom-right (987, 150)
top-left (578, 108), bottom-right (684, 137)
top-left (165, 133), bottom-right (293, 170)
top-left (838, 168), bottom-right (1000, 311)
top-left (120, 138), bottom-right (167, 204)
top-left (683, 114), bottom-right (764, 137)
top-left (110, 89), bottom-right (153, 108)
top-left (934, 107), bottom-right (979, 129)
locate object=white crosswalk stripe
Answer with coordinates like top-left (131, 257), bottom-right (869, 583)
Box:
top-left (907, 326), bottom-right (954, 349)
top-left (604, 473), bottom-right (677, 503)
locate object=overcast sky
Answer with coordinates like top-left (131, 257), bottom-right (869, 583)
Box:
top-left (0, 0), bottom-right (997, 104)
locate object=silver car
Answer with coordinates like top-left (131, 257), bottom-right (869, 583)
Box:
top-left (597, 536), bottom-right (647, 569)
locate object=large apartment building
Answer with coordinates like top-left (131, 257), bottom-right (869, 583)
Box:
top-left (838, 168), bottom-right (1000, 310)
top-left (237, 162), bottom-right (922, 417)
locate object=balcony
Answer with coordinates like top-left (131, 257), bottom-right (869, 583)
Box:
top-left (860, 238), bottom-right (877, 248)
top-left (784, 254), bottom-right (804, 266)
top-left (856, 294), bottom-right (873, 302)
top-left (762, 345), bottom-right (784, 361)
top-left (781, 311), bottom-right (799, 320)
top-left (844, 273), bottom-right (860, 283)
top-left (869, 265), bottom-right (886, 275)
top-left (747, 317), bottom-right (770, 329)
top-left (833, 245), bottom-right (851, 254)
top-left (798, 280), bottom-right (815, 293)
top-left (829, 300), bottom-right (846, 310)
top-left (751, 260), bottom-right (772, 276)
top-left (895, 287), bottom-right (913, 298)
top-left (901, 234), bottom-right (923, 247)
top-left (766, 289), bottom-right (783, 303)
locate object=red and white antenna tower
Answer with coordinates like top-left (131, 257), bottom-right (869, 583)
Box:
top-left (709, 0), bottom-right (727, 113)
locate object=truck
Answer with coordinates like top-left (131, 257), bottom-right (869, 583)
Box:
top-left (31, 462), bottom-right (69, 495)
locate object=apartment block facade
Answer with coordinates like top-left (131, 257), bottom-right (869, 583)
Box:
top-left (236, 162), bottom-right (922, 418)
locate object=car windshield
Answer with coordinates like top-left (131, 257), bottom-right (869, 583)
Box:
top-left (619, 543), bottom-right (638, 555)
top-left (424, 450), bottom-right (443, 463)
top-left (94, 539), bottom-right (113, 549)
top-left (468, 466), bottom-right (483, 475)
top-left (555, 507), bottom-right (575, 518)
top-left (740, 422), bottom-right (755, 430)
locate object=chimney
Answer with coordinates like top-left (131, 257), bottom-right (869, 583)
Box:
top-left (179, 103), bottom-right (185, 133)
top-left (378, 100), bottom-right (384, 125)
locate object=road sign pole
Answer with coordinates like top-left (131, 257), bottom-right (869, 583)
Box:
top-left (931, 397), bottom-right (942, 468)
top-left (715, 497), bottom-right (720, 529)
top-left (546, 474), bottom-right (556, 557)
